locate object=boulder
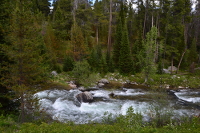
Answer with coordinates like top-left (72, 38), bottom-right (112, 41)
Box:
top-left (167, 66), bottom-right (177, 72)
top-left (76, 91), bottom-right (93, 103)
top-left (98, 79), bottom-right (109, 84)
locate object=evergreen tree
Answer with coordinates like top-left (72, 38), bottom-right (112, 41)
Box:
top-left (1, 0), bottom-right (49, 122)
top-left (113, 18), bottom-right (122, 69)
top-left (106, 50), bottom-right (114, 72)
top-left (119, 20), bottom-right (133, 75)
top-left (63, 55), bottom-right (74, 72)
top-left (52, 0), bottom-right (72, 40)
top-left (188, 38), bottom-right (198, 64)
top-left (71, 21), bottom-right (87, 61)
top-left (142, 26), bottom-right (158, 82)
top-left (35, 0), bottom-right (51, 17)
top-left (0, 0), bottom-right (19, 115)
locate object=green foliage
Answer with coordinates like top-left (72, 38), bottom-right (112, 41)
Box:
top-left (113, 18), bottom-right (122, 69)
top-left (188, 39), bottom-right (198, 64)
top-left (148, 93), bottom-right (175, 127)
top-left (71, 21), bottom-right (87, 61)
top-left (139, 73), bottom-right (200, 89)
top-left (35, 0), bottom-right (51, 17)
top-left (99, 55), bottom-right (108, 76)
top-left (72, 60), bottom-right (92, 86)
top-left (141, 26), bottom-right (159, 82)
top-left (0, 0), bottom-right (50, 122)
top-left (116, 107), bottom-right (143, 130)
top-left (63, 56), bottom-right (74, 72)
top-left (52, 0), bottom-right (72, 40)
top-left (132, 37), bottom-right (144, 73)
top-left (87, 45), bottom-right (102, 72)
top-left (106, 51), bottom-right (114, 73)
top-left (1, 109), bottom-right (200, 133)
top-left (119, 21), bottom-right (133, 75)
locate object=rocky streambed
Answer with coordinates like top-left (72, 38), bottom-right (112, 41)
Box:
top-left (34, 80), bottom-right (200, 124)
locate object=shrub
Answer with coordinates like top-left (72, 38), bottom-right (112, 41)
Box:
top-left (63, 56), bottom-right (74, 72)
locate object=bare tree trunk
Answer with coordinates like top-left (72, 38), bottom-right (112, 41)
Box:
top-left (107, 0), bottom-right (112, 54)
top-left (143, 8), bottom-right (147, 39)
top-left (152, 13), bottom-right (153, 27)
top-left (176, 49), bottom-right (186, 74)
top-left (171, 54), bottom-right (174, 74)
top-left (96, 26), bottom-right (99, 45)
top-left (72, 0), bottom-right (77, 22)
top-left (184, 24), bottom-right (188, 45)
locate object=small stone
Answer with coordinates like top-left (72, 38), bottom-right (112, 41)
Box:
top-left (51, 71), bottom-right (58, 76)
top-left (98, 79), bottom-right (109, 84)
top-left (98, 83), bottom-right (105, 88)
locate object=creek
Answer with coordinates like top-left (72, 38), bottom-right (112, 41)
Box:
top-left (34, 87), bottom-right (200, 124)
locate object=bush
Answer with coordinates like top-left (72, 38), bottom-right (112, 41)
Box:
top-left (72, 60), bottom-right (94, 86)
top-left (63, 56), bottom-right (74, 72)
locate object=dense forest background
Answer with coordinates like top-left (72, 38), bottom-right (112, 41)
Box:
top-left (0, 0), bottom-right (200, 122)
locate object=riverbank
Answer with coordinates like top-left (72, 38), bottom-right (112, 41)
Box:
top-left (49, 71), bottom-right (200, 91)
top-left (1, 112), bottom-right (200, 133)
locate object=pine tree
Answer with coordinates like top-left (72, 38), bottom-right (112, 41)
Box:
top-left (119, 20), bottom-right (133, 75)
top-left (188, 38), bottom-right (198, 64)
top-left (71, 21), bottom-right (87, 61)
top-left (63, 56), bottom-right (74, 72)
top-left (34, 0), bottom-right (51, 17)
top-left (142, 26), bottom-right (158, 82)
top-left (0, 0), bottom-right (20, 114)
top-left (113, 18), bottom-right (122, 69)
top-left (1, 0), bottom-right (49, 122)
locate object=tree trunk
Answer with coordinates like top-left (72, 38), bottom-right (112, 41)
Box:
top-left (171, 54), bottom-right (174, 74)
top-left (96, 26), bottom-right (99, 45)
top-left (143, 8), bottom-right (147, 39)
top-left (107, 0), bottom-right (112, 54)
top-left (176, 49), bottom-right (186, 74)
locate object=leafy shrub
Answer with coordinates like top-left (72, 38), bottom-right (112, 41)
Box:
top-left (72, 60), bottom-right (100, 87)
top-left (116, 107), bottom-right (143, 130)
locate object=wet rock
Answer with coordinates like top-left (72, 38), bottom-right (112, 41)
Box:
top-left (98, 83), bottom-right (105, 88)
top-left (76, 91), bottom-right (93, 103)
top-left (109, 92), bottom-right (115, 98)
top-left (78, 86), bottom-right (86, 91)
top-left (69, 83), bottom-right (77, 89)
top-left (167, 90), bottom-right (178, 99)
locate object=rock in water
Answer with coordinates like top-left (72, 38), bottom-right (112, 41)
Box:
top-left (97, 83), bottom-right (105, 88)
top-left (76, 91), bottom-right (93, 103)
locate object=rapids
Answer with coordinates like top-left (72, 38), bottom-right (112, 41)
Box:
top-left (34, 88), bottom-right (200, 124)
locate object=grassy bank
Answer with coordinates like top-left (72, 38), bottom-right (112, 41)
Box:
top-left (1, 111), bottom-right (200, 133)
top-left (50, 71), bottom-right (200, 91)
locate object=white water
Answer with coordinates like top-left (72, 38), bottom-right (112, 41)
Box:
top-left (175, 90), bottom-right (200, 103)
top-left (35, 88), bottom-right (200, 124)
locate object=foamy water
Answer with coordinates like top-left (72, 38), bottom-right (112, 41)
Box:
top-left (175, 90), bottom-right (200, 103)
top-left (35, 88), bottom-right (200, 124)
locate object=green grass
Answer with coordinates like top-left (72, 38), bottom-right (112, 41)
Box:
top-left (1, 114), bottom-right (200, 133)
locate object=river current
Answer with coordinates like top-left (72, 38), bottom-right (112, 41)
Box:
top-left (34, 88), bottom-right (200, 124)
